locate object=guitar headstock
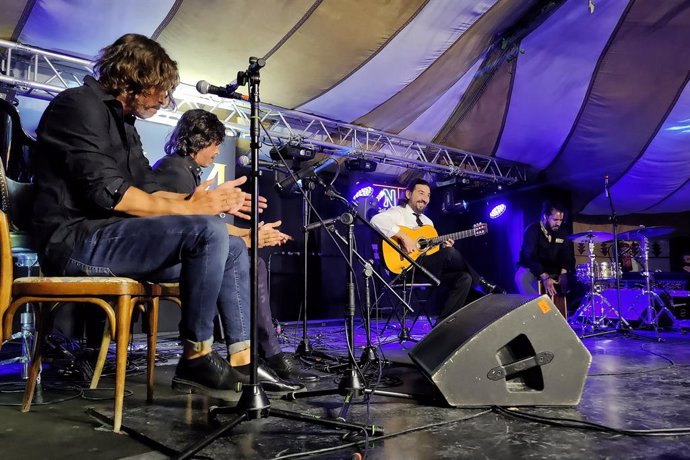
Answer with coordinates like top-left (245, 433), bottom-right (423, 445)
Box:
top-left (473, 222), bottom-right (488, 236)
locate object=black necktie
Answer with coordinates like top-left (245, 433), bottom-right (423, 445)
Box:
top-left (414, 213), bottom-right (424, 227)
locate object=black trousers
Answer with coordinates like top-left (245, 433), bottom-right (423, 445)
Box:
top-left (416, 247), bottom-right (481, 321)
top-left (213, 256), bottom-right (281, 358)
top-left (256, 257), bottom-right (282, 358)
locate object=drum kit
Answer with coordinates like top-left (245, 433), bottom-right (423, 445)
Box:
top-left (568, 225), bottom-right (677, 337)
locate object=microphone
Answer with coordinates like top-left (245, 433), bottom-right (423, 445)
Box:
top-left (604, 175), bottom-right (609, 198)
top-left (236, 155), bottom-right (287, 172)
top-left (246, 57), bottom-right (266, 75)
top-left (303, 212), bottom-right (354, 232)
top-left (196, 80), bottom-right (249, 101)
top-left (274, 157), bottom-right (337, 194)
top-left (324, 185), bottom-right (349, 205)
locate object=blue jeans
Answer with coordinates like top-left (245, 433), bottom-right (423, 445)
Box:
top-left (63, 215), bottom-right (250, 354)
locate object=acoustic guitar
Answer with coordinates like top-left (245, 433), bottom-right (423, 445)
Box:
top-left (381, 223), bottom-right (488, 274)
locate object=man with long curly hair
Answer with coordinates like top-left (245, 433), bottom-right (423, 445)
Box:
top-left (153, 109), bottom-right (316, 388)
top-left (33, 34), bottom-right (254, 398)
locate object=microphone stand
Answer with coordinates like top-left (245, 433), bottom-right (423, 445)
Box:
top-left (283, 187), bottom-right (440, 417)
top-left (295, 179), bottom-right (340, 364)
top-left (175, 58), bottom-right (375, 460)
top-left (605, 179), bottom-right (631, 333)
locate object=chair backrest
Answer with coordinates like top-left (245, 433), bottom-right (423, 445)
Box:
top-left (0, 97), bottom-right (35, 183)
top-left (0, 209), bottom-right (14, 324)
top-left (0, 98), bottom-right (37, 322)
top-left (0, 98), bottom-right (36, 239)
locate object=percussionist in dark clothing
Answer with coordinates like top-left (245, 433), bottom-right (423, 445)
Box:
top-left (515, 201), bottom-right (576, 299)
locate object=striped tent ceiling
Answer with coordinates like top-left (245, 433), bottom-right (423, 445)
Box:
top-left (1, 0), bottom-right (689, 216)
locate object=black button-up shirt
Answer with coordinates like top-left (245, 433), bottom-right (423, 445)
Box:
top-left (517, 222), bottom-right (575, 277)
top-left (32, 76), bottom-right (163, 274)
top-left (152, 154), bottom-right (202, 194)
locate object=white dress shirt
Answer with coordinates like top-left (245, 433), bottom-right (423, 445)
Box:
top-left (370, 204), bottom-right (434, 238)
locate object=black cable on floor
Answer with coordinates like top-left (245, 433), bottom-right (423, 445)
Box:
top-left (272, 409), bottom-right (493, 459)
top-left (588, 342), bottom-right (676, 377)
top-left (493, 405), bottom-right (690, 436)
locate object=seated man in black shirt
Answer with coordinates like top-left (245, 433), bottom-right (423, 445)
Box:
top-left (515, 201), bottom-right (576, 300)
top-left (154, 109), bottom-right (316, 385)
top-left (33, 34), bottom-right (255, 399)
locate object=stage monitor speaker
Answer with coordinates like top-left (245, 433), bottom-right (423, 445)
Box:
top-left (408, 294), bottom-right (591, 407)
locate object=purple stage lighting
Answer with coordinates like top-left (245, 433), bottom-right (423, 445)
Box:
top-left (488, 202), bottom-right (507, 219)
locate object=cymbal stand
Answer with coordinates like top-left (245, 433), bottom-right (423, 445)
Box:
top-left (571, 235), bottom-right (617, 337)
top-left (636, 235), bottom-right (676, 340)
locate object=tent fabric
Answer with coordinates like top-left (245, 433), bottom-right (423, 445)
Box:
top-left (1, 0), bottom-right (688, 215)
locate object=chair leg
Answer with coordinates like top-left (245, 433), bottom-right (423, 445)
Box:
top-left (113, 296), bottom-right (132, 433)
top-left (146, 297), bottom-right (159, 403)
top-left (90, 322), bottom-right (112, 389)
top-left (21, 307), bottom-right (51, 413)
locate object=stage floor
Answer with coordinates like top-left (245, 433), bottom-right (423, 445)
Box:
top-left (1, 315), bottom-right (690, 459)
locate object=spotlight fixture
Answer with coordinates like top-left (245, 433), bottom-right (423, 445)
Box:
top-left (345, 158), bottom-right (377, 172)
top-left (488, 202), bottom-right (507, 219)
top-left (441, 188), bottom-right (468, 214)
top-left (274, 157), bottom-right (338, 195)
top-left (269, 144), bottom-right (315, 162)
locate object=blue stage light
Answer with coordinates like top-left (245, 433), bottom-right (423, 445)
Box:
top-left (489, 202), bottom-right (506, 219)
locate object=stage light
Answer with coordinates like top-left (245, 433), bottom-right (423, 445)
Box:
top-left (441, 188), bottom-right (468, 214)
top-left (269, 144), bottom-right (315, 161)
top-left (274, 157), bottom-right (337, 195)
top-left (488, 202), bottom-right (507, 219)
top-left (345, 158), bottom-right (377, 172)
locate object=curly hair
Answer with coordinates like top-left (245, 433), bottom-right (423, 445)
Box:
top-left (164, 109), bottom-right (226, 157)
top-left (94, 33), bottom-right (179, 96)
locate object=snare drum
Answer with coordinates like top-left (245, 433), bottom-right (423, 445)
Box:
top-left (596, 261), bottom-right (620, 280)
top-left (576, 262), bottom-right (621, 284)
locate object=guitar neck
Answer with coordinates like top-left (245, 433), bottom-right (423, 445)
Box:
top-left (428, 229), bottom-right (476, 246)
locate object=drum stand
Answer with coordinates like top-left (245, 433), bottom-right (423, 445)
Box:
top-left (635, 235), bottom-right (676, 341)
top-left (571, 234), bottom-right (620, 336)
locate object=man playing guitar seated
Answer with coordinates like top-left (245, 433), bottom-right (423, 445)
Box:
top-left (370, 179), bottom-right (501, 323)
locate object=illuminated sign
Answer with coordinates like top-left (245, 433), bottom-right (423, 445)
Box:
top-left (352, 183), bottom-right (406, 210)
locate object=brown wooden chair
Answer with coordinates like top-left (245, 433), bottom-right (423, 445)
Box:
top-left (89, 282), bottom-right (180, 393)
top-left (0, 98), bottom-right (163, 432)
top-left (0, 209), bottom-right (162, 432)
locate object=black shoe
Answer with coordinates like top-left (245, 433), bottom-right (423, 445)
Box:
top-left (256, 362), bottom-right (305, 392)
top-left (266, 352), bottom-right (320, 382)
top-left (172, 351), bottom-right (245, 399)
top-left (479, 278), bottom-right (506, 295)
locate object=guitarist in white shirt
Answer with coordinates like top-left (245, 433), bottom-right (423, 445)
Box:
top-left (370, 179), bottom-right (502, 322)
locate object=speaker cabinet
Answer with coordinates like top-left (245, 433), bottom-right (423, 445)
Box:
top-left (408, 294), bottom-right (591, 407)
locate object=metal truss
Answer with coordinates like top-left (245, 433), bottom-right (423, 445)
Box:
top-left (0, 39), bottom-right (92, 99)
top-left (1, 39), bottom-right (529, 185)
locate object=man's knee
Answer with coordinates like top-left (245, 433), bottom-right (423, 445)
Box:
top-left (454, 271), bottom-right (472, 287)
top-left (194, 216), bottom-right (230, 248)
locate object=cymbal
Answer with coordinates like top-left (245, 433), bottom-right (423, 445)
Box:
top-left (618, 226), bottom-right (675, 241)
top-left (567, 231), bottom-right (613, 243)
